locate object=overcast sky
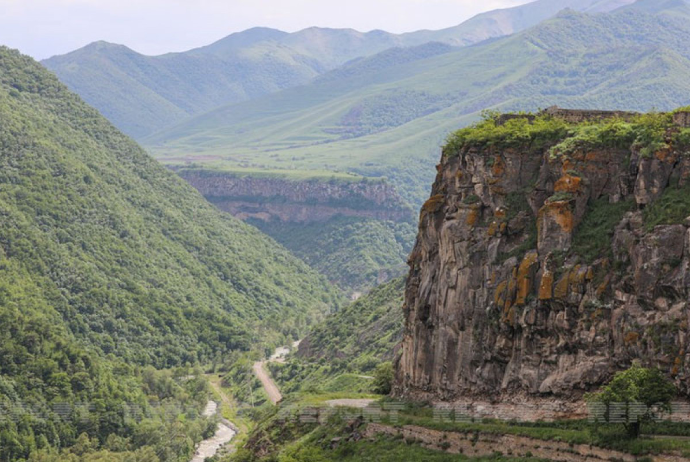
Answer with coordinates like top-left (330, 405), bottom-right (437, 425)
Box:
top-left (0, 0), bottom-right (532, 60)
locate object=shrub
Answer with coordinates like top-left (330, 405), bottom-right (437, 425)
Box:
top-left (373, 362), bottom-right (394, 395)
top-left (586, 364), bottom-right (676, 438)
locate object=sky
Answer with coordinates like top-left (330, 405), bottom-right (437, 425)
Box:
top-left (0, 0), bottom-right (532, 60)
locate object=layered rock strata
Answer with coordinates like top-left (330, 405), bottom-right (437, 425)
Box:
top-left (176, 169), bottom-right (411, 223)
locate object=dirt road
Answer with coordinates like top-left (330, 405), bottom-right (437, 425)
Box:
top-left (253, 361), bottom-right (282, 405)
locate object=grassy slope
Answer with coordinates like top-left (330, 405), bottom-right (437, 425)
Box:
top-left (147, 6), bottom-right (690, 207)
top-left (268, 278), bottom-right (405, 395)
top-left (41, 41), bottom-right (325, 139)
top-left (226, 397), bottom-right (690, 462)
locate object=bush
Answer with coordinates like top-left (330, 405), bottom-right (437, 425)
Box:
top-left (373, 362), bottom-right (394, 395)
top-left (586, 364), bottom-right (676, 438)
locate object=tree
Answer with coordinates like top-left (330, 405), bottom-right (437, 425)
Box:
top-left (586, 364), bottom-right (676, 438)
top-left (372, 362), bottom-right (394, 395)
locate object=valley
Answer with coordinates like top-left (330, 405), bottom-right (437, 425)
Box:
top-left (4, 0), bottom-right (690, 461)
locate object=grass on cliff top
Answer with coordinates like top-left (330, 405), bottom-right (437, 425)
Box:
top-left (444, 110), bottom-right (687, 158)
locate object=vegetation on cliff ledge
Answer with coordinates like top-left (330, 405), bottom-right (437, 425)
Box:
top-left (445, 110), bottom-right (690, 159)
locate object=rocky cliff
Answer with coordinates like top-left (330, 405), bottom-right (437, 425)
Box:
top-left (395, 111), bottom-right (690, 402)
top-left (175, 169), bottom-right (411, 223)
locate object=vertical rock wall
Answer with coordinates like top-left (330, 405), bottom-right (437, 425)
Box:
top-left (395, 137), bottom-right (690, 401)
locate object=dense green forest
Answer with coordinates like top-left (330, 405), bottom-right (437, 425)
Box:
top-left (251, 218), bottom-right (414, 293)
top-left (268, 278), bottom-right (404, 394)
top-left (0, 46), bottom-right (342, 460)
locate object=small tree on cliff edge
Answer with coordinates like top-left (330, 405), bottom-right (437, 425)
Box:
top-left (586, 364), bottom-right (676, 438)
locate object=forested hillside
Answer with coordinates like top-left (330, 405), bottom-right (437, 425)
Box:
top-left (269, 278), bottom-right (404, 394)
top-left (250, 217), bottom-right (415, 294)
top-left (0, 46), bottom-right (340, 460)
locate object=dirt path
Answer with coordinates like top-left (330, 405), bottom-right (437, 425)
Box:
top-left (326, 398), bottom-right (376, 408)
top-left (253, 361), bottom-right (282, 405)
top-left (253, 342), bottom-right (302, 405)
top-left (209, 378), bottom-right (234, 409)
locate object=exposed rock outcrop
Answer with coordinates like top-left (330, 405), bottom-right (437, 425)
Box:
top-left (395, 121), bottom-right (690, 402)
top-left (175, 169), bottom-right (411, 223)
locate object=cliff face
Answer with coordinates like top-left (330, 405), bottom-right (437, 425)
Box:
top-left (396, 114), bottom-right (690, 402)
top-left (176, 170), bottom-right (411, 223)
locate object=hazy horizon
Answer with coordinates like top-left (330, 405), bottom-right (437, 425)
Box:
top-left (1, 0), bottom-right (531, 60)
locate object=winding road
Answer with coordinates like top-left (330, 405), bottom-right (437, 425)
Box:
top-left (253, 360), bottom-right (282, 404)
top-left (253, 341), bottom-right (300, 405)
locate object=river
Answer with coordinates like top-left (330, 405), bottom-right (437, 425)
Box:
top-left (191, 400), bottom-right (237, 462)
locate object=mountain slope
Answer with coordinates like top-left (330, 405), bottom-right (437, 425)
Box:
top-left (0, 45), bottom-right (342, 459)
top-left (401, 0), bottom-right (634, 46)
top-left (42, 0), bottom-right (638, 140)
top-left (269, 277), bottom-right (405, 394)
top-left (41, 40), bottom-right (326, 138)
top-left (0, 46), bottom-right (341, 366)
top-left (250, 217), bottom-right (415, 294)
top-left (147, 5), bottom-right (690, 207)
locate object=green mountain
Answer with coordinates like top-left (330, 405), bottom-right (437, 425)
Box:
top-left (268, 277), bottom-right (404, 395)
top-left (41, 40), bottom-right (326, 139)
top-left (400, 0), bottom-right (634, 46)
top-left (147, 3), bottom-right (690, 207)
top-left (42, 0), bottom-right (636, 140)
top-left (0, 46), bottom-right (341, 460)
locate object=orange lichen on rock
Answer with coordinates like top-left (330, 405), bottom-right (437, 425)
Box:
top-left (541, 201), bottom-right (575, 233)
top-left (554, 272), bottom-right (570, 300)
top-left (494, 280), bottom-right (508, 307)
top-left (624, 331), bottom-right (639, 345)
top-left (595, 275), bottom-right (611, 297)
top-left (554, 174), bottom-right (582, 194)
top-left (539, 270), bottom-right (554, 300)
top-left (422, 194), bottom-right (445, 213)
top-left (654, 148), bottom-right (676, 163)
top-left (503, 306), bottom-right (517, 327)
top-left (455, 169), bottom-right (464, 180)
top-left (672, 356), bottom-right (682, 376)
top-left (561, 158), bottom-right (576, 174)
top-left (569, 265), bottom-right (587, 285)
top-left (465, 206), bottom-right (480, 227)
top-left (516, 251), bottom-right (539, 305)
top-left (584, 150), bottom-right (609, 163)
top-left (487, 221), bottom-right (499, 237)
top-left (495, 208), bottom-right (506, 220)
top-left (491, 156), bottom-right (506, 177)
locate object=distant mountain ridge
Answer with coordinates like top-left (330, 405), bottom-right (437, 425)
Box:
top-left (41, 0), bottom-right (636, 139)
top-left (145, 1), bottom-right (690, 207)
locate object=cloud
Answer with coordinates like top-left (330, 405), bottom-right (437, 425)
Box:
top-left (0, 0), bottom-right (532, 59)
